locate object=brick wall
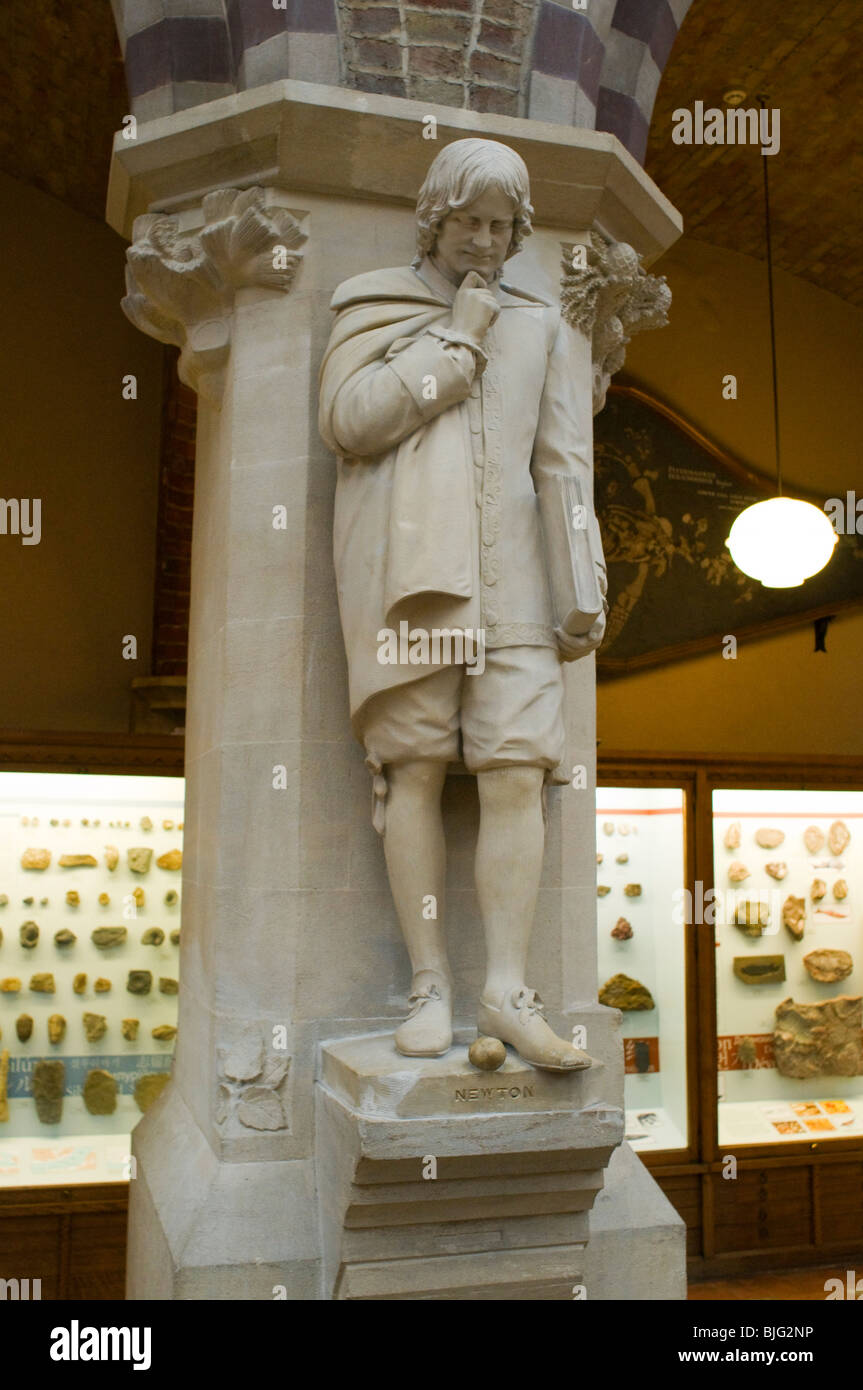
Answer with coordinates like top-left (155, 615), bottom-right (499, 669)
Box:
top-left (151, 348), bottom-right (195, 677)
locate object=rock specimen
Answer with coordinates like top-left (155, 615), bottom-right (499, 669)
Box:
top-left (170, 929), bottom-right (180, 946)
top-left (58, 854), bottom-right (97, 868)
top-left (73, 973), bottom-right (87, 994)
top-left (127, 970), bottom-right (152, 995)
top-left (83, 1069), bottom-right (117, 1116)
top-left (737, 1037), bottom-right (757, 1068)
top-left (723, 822), bottom-right (741, 850)
top-left (0, 1049), bottom-right (8, 1122)
top-left (596, 854), bottom-right (603, 865)
top-left (94, 978), bottom-right (112, 993)
top-left (132, 887), bottom-right (145, 908)
top-left (811, 879), bottom-right (827, 902)
top-left (833, 879), bottom-right (848, 901)
top-left (734, 955), bottom-right (786, 985)
top-left (734, 901), bottom-right (769, 936)
top-left (83, 1013), bottom-right (107, 1042)
top-left (98, 892), bottom-right (110, 906)
top-left (134, 1072), bottom-right (170, 1112)
top-left (21, 848), bottom-right (50, 870)
top-left (121, 1018), bottom-right (139, 1041)
top-left (29, 973), bottom-right (55, 993)
top-left (32, 1060), bottom-right (64, 1124)
top-left (804, 949), bottom-right (853, 984)
top-left (804, 825), bottom-right (825, 854)
top-left (765, 862), bottom-right (787, 881)
top-left (23, 897), bottom-right (33, 906)
top-left (598, 973), bottom-right (655, 1010)
top-left (159, 977), bottom-right (178, 994)
top-left (164, 891), bottom-right (179, 907)
top-left (611, 917), bottom-right (633, 940)
top-left (773, 995), bottom-right (863, 1078)
top-left (48, 1015), bottom-right (66, 1044)
top-left (54, 929), bottom-right (77, 947)
top-left (0, 979), bottom-right (21, 993)
top-left (602, 822), bottom-right (614, 835)
top-left (0, 894), bottom-right (7, 906)
top-left (141, 927), bottom-right (165, 946)
top-left (163, 819), bottom-right (174, 831)
top-left (91, 927), bottom-right (127, 949)
top-left (128, 847), bottom-right (152, 875)
top-left (828, 821), bottom-right (851, 856)
top-left (597, 885), bottom-right (611, 897)
top-left (16, 1014), bottom-right (33, 1042)
top-left (104, 846), bottom-right (119, 871)
top-left (755, 828), bottom-right (784, 849)
top-left (152, 1024), bottom-right (178, 1041)
top-left (728, 862), bottom-right (750, 883)
top-left (615, 853), bottom-right (629, 864)
top-left (782, 895), bottom-right (806, 941)
top-left (140, 816), bottom-right (153, 832)
top-left (157, 849), bottom-right (182, 871)
top-left (19, 921), bottom-right (39, 948)
top-left (468, 1036), bottom-right (506, 1071)
top-left (623, 884), bottom-right (642, 898)
top-left (65, 890), bottom-right (80, 907)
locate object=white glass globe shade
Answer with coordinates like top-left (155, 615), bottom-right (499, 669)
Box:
top-left (725, 497), bottom-right (838, 588)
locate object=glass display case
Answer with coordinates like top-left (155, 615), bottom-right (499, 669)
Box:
top-left (596, 785), bottom-right (689, 1154)
top-left (0, 770), bottom-right (184, 1186)
top-left (713, 787), bottom-right (863, 1149)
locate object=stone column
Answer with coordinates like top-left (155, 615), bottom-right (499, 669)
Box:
top-left (109, 82), bottom-right (684, 1300)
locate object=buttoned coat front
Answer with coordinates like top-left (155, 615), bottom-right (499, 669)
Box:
top-left (319, 257), bottom-right (604, 737)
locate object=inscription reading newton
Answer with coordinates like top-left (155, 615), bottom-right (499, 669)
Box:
top-left (455, 1084), bottom-right (535, 1102)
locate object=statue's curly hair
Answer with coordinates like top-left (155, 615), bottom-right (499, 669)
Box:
top-left (413, 138), bottom-right (533, 267)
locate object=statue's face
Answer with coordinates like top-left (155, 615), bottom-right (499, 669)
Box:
top-left (433, 187), bottom-right (515, 283)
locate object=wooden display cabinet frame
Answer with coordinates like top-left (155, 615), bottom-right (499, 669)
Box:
top-left (600, 750), bottom-right (863, 1278)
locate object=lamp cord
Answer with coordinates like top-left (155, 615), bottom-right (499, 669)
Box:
top-left (759, 94), bottom-right (782, 497)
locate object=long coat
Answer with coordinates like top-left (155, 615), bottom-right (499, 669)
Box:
top-left (319, 256), bottom-right (605, 737)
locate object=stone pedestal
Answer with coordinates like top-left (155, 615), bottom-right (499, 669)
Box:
top-left (108, 82), bottom-right (685, 1300)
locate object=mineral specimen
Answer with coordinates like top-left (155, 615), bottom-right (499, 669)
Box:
top-left (623, 884), bottom-right (642, 898)
top-left (65, 890), bottom-right (80, 907)
top-left (54, 929), bottom-right (76, 947)
top-left (83, 1013), bottom-right (107, 1043)
top-left (755, 828), bottom-right (785, 849)
top-left (164, 891), bottom-right (179, 907)
top-left (48, 1015), bottom-right (66, 1044)
top-left (21, 849), bottom-right (50, 870)
top-left (616, 853), bottom-right (629, 865)
top-left (19, 921), bottom-right (39, 948)
top-left (58, 854), bottom-right (97, 868)
top-left (151, 1024), bottom-right (178, 1041)
top-left (828, 821), bottom-right (851, 856)
top-left (598, 973), bottom-right (655, 1010)
top-left (803, 949), bottom-right (853, 984)
top-left (98, 892), bottom-right (110, 906)
top-left (596, 854), bottom-right (603, 865)
top-left (83, 1069), bottom-right (117, 1116)
top-left (0, 894), bottom-right (7, 906)
top-left (163, 820), bottom-right (174, 831)
top-left (159, 977), bottom-right (178, 994)
top-left (773, 995), bottom-right (863, 1078)
top-left (811, 879), bottom-right (827, 902)
top-left (170, 930), bottom-right (180, 946)
top-left (104, 846), bottom-right (119, 871)
top-left (804, 826), bottom-right (825, 854)
top-left (0, 979), bottom-right (21, 993)
top-left (0, 1049), bottom-right (8, 1122)
top-left (16, 1014), bottom-right (33, 1042)
top-left (33, 1060), bottom-right (64, 1124)
top-left (833, 879), bottom-right (848, 901)
top-left (134, 1072), bottom-right (170, 1112)
top-left (734, 956), bottom-right (786, 985)
top-left (723, 822), bottom-right (741, 850)
top-left (29, 973), bottom-right (55, 994)
top-left (468, 1036), bottom-right (507, 1071)
top-left (132, 887), bottom-right (145, 908)
top-left (140, 816), bottom-right (153, 832)
top-left (91, 927), bottom-right (127, 949)
top-left (94, 978), bottom-right (112, 993)
top-left (603, 822), bottom-right (614, 835)
top-left (156, 849), bottom-right (182, 871)
top-left (597, 885), bottom-right (611, 897)
top-left (734, 901), bottom-right (769, 936)
top-left (23, 897), bottom-right (33, 906)
top-left (73, 973), bottom-right (87, 994)
top-left (737, 1037), bottom-right (757, 1068)
top-left (728, 862), bottom-right (750, 883)
top-left (121, 1018), bottom-right (139, 1041)
top-left (782, 895), bottom-right (806, 941)
top-left (765, 862), bottom-right (788, 881)
top-left (127, 971), bottom-right (152, 995)
top-left (128, 848), bottom-right (152, 875)
top-left (141, 927), bottom-right (165, 946)
top-left (611, 917), bottom-right (633, 940)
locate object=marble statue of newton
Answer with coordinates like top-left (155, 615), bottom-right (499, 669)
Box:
top-left (320, 138), bottom-right (607, 1072)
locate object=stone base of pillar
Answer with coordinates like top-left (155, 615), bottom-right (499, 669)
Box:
top-left (583, 1142), bottom-right (688, 1300)
top-left (315, 1033), bottom-right (621, 1300)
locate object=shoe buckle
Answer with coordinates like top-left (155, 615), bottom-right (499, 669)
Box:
top-left (406, 983), bottom-right (441, 1018)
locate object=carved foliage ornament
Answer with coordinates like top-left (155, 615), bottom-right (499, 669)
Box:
top-left (122, 187), bottom-right (307, 405)
top-left (560, 233), bottom-right (671, 415)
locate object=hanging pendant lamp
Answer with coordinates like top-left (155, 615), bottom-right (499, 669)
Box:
top-left (725, 97), bottom-right (837, 588)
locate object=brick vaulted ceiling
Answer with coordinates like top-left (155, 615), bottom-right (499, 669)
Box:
top-left (646, 0), bottom-right (863, 307)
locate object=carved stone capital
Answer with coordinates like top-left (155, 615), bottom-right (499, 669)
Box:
top-left (560, 233), bottom-right (671, 414)
top-left (122, 188), bottom-right (307, 406)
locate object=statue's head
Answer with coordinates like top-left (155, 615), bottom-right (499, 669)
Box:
top-left (414, 138), bottom-right (533, 281)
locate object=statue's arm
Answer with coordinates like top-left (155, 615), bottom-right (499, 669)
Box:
top-left (326, 330), bottom-right (480, 459)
